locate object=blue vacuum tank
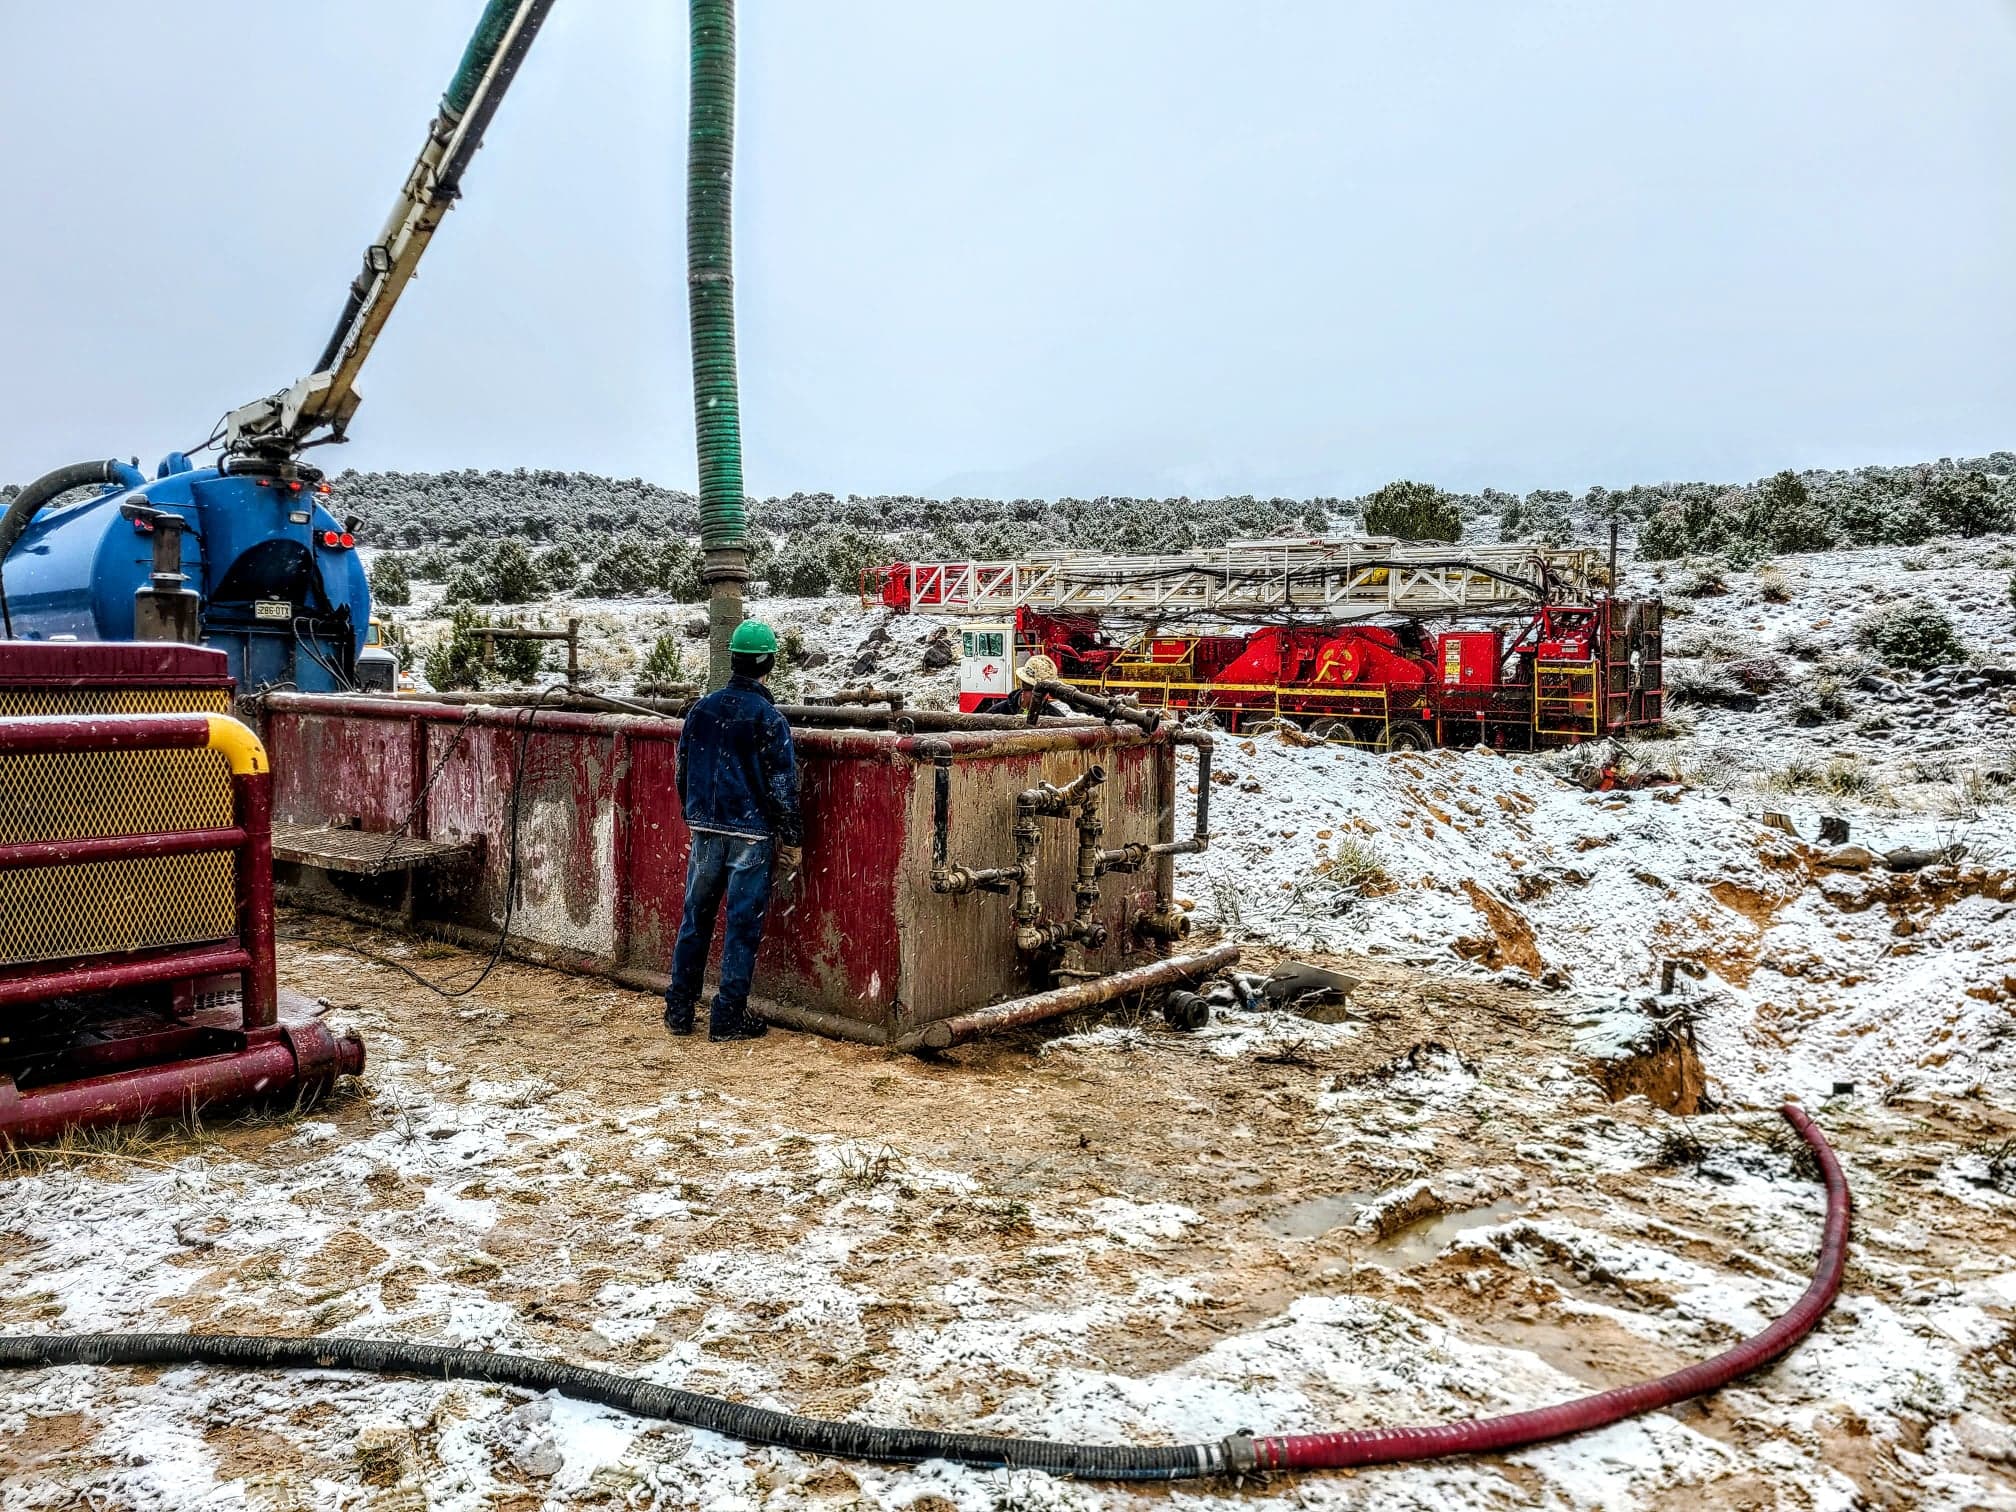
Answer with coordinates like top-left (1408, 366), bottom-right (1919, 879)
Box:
top-left (0, 453), bottom-right (371, 693)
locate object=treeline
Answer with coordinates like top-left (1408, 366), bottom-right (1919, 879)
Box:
top-left (352, 478), bottom-right (1335, 603)
top-left (335, 453), bottom-right (2016, 606)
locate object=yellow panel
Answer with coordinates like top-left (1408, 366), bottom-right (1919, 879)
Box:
top-left (0, 685), bottom-right (238, 966)
top-left (0, 854), bottom-right (236, 966)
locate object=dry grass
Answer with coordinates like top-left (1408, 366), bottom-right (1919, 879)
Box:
top-left (1764, 754), bottom-right (1878, 800)
top-left (1324, 836), bottom-right (1389, 892)
top-left (0, 1119), bottom-right (203, 1178)
top-left (834, 1144), bottom-right (905, 1191)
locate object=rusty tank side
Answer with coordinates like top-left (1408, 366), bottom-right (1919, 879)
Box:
top-left (257, 695), bottom-right (1197, 1041)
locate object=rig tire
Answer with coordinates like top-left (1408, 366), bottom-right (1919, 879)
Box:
top-left (1381, 719), bottom-right (1434, 753)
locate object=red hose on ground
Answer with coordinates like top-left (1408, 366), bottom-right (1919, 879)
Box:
top-left (1245, 1102), bottom-right (1851, 1473)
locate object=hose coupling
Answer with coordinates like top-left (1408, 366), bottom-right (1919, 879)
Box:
top-left (1218, 1433), bottom-right (1260, 1476)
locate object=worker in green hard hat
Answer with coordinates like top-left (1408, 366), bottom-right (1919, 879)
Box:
top-left (665, 618), bottom-right (803, 1041)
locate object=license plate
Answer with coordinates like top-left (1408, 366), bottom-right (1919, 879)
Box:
top-left (254, 600), bottom-right (292, 622)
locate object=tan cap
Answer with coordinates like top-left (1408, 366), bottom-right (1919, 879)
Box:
top-left (1015, 653), bottom-right (1060, 687)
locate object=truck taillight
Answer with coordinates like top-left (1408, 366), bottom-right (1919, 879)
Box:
top-left (320, 530), bottom-right (355, 549)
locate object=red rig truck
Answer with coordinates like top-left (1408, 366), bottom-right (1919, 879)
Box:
top-left (867, 538), bottom-right (1663, 749)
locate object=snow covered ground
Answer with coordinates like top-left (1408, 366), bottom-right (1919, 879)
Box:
top-left (4, 541), bottom-right (2014, 1506)
top-left (388, 536), bottom-right (2016, 1109)
top-left (5, 933), bottom-right (2012, 1509)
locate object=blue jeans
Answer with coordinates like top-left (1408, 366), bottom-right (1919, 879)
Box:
top-left (665, 831), bottom-right (773, 1032)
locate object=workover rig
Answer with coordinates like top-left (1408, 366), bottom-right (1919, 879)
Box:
top-left (870, 537), bottom-right (1664, 748)
top-left (0, 0), bottom-right (559, 1138)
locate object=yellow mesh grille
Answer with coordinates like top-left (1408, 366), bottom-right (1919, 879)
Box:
top-left (0, 688), bottom-right (230, 719)
top-left (0, 854), bottom-right (237, 966)
top-left (0, 685), bottom-right (237, 967)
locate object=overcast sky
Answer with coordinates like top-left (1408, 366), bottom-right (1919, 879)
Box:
top-left (2, 2), bottom-right (2010, 499)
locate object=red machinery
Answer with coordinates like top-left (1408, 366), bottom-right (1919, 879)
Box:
top-left (869, 543), bottom-right (1663, 748)
top-left (0, 643), bottom-right (363, 1142)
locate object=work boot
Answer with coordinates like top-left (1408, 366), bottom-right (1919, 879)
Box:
top-left (664, 1001), bottom-right (696, 1037)
top-left (708, 1009), bottom-right (769, 1042)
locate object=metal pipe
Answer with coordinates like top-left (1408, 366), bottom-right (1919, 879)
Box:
top-left (391, 689), bottom-right (1104, 734)
top-left (893, 944), bottom-right (1241, 1052)
top-left (804, 687), bottom-right (905, 710)
top-left (1025, 677), bottom-right (1160, 733)
top-left (297, 691), bottom-right (1134, 751)
top-left (0, 712), bottom-right (215, 758)
top-left (0, 945), bottom-right (254, 1011)
top-left (1069, 798), bottom-right (1107, 947)
top-left (1010, 813), bottom-right (1044, 945)
top-left (0, 827), bottom-right (247, 873)
top-left (234, 770), bottom-right (278, 1028)
top-left (0, 1020), bottom-right (364, 1145)
top-left (922, 737), bottom-right (1023, 897)
top-left (1147, 729), bottom-right (1212, 858)
top-left (920, 738), bottom-right (953, 873)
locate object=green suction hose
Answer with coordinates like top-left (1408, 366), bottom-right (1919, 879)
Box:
top-left (443, 0), bottom-right (524, 118)
top-left (689, 0), bottom-right (748, 689)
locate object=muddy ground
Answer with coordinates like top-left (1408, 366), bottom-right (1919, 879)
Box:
top-left (2, 914), bottom-right (2013, 1509)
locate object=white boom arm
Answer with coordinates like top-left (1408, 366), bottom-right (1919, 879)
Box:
top-left (222, 0), bottom-right (557, 458)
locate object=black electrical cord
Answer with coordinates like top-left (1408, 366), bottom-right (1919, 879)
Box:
top-left (290, 619), bottom-right (356, 694)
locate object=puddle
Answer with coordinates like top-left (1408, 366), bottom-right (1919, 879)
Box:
top-left (1265, 1194), bottom-right (1525, 1266)
top-left (1376, 1198), bottom-right (1523, 1266)
top-left (1266, 1193), bottom-right (1369, 1239)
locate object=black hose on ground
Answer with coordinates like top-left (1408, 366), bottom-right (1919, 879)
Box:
top-left (0, 1107), bottom-right (1850, 1483)
top-left (0, 1331), bottom-right (1221, 1480)
top-left (0, 460), bottom-right (136, 637)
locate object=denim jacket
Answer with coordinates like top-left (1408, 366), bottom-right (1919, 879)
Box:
top-left (677, 675), bottom-right (803, 845)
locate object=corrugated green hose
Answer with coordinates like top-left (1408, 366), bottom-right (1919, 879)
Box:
top-left (689, 0), bottom-right (748, 689)
top-left (443, 0), bottom-right (524, 118)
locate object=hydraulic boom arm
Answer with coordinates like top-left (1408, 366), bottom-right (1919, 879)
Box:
top-left (221, 0), bottom-right (557, 460)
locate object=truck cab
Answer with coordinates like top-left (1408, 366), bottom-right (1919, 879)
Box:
top-left (356, 618), bottom-right (399, 692)
top-left (956, 621), bottom-right (1016, 712)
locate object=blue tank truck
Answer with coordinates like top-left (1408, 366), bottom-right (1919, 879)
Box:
top-left (0, 0), bottom-right (554, 693)
top-left (0, 455), bottom-right (372, 692)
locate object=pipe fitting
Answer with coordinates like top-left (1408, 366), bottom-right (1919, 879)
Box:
top-left (1015, 920), bottom-right (1070, 953)
top-left (1097, 842), bottom-right (1150, 875)
top-left (1027, 678), bottom-right (1161, 733)
top-left (1019, 763), bottom-right (1106, 817)
top-left (931, 864), bottom-right (1018, 896)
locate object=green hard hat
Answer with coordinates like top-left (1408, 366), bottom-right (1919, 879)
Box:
top-left (729, 620), bottom-right (779, 655)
